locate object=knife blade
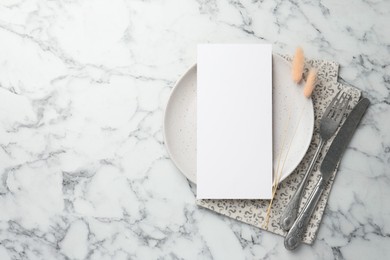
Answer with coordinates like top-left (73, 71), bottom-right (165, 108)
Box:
top-left (320, 97), bottom-right (370, 182)
top-left (284, 97), bottom-right (370, 250)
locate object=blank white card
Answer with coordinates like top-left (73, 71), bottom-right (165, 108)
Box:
top-left (197, 44), bottom-right (272, 199)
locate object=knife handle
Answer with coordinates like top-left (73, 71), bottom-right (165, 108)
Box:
top-left (284, 176), bottom-right (327, 250)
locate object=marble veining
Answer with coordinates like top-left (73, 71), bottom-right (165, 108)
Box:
top-left (0, 0), bottom-right (389, 259)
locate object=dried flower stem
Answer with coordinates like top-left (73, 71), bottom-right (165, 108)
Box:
top-left (263, 105), bottom-right (306, 229)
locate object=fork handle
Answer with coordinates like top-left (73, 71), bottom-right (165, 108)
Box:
top-left (280, 138), bottom-right (324, 231)
top-left (284, 176), bottom-right (327, 250)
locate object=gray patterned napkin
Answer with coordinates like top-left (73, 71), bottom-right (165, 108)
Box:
top-left (197, 56), bottom-right (361, 244)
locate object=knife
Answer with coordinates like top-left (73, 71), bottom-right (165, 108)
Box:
top-left (284, 97), bottom-right (370, 250)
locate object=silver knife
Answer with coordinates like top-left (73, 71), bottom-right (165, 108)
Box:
top-left (284, 97), bottom-right (370, 250)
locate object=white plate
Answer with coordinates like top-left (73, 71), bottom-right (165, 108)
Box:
top-left (163, 55), bottom-right (314, 184)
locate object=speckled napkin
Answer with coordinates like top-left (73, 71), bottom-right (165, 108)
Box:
top-left (197, 56), bottom-right (361, 245)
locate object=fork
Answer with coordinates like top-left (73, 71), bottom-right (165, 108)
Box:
top-left (280, 90), bottom-right (351, 231)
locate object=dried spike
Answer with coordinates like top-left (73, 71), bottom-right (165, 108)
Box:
top-left (291, 47), bottom-right (304, 83)
top-left (303, 68), bottom-right (317, 98)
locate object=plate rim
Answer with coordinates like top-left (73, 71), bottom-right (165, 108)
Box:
top-left (163, 64), bottom-right (197, 183)
top-left (273, 54), bottom-right (315, 181)
top-left (163, 57), bottom-right (314, 184)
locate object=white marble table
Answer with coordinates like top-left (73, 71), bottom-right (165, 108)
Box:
top-left (0, 0), bottom-right (389, 259)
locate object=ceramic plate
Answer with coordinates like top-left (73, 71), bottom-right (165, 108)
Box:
top-left (163, 55), bottom-right (314, 183)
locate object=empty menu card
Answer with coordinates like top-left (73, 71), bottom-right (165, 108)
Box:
top-left (197, 44), bottom-right (273, 199)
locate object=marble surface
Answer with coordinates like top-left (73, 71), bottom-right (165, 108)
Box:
top-left (0, 0), bottom-right (389, 259)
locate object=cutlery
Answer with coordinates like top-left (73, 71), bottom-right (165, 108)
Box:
top-left (284, 98), bottom-right (370, 250)
top-left (280, 90), bottom-right (351, 230)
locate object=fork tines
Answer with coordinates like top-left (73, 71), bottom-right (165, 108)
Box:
top-left (327, 91), bottom-right (351, 120)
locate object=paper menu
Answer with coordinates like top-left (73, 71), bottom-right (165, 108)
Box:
top-left (196, 44), bottom-right (273, 199)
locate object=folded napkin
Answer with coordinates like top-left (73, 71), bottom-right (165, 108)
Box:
top-left (197, 56), bottom-right (361, 244)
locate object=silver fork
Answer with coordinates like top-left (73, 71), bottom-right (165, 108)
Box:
top-left (280, 90), bottom-right (351, 231)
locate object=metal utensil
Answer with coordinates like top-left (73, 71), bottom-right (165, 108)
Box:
top-left (284, 98), bottom-right (370, 250)
top-left (280, 90), bottom-right (351, 231)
